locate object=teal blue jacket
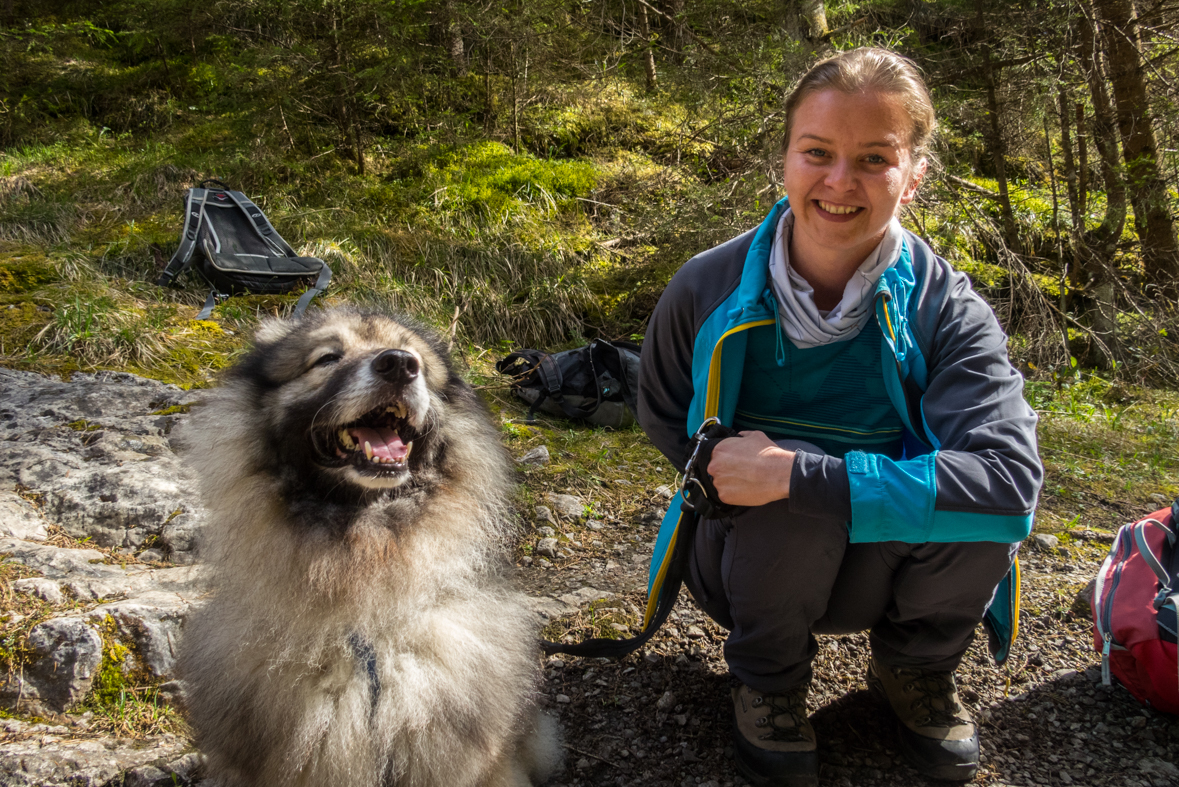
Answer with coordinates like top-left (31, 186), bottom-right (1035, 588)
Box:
top-left (637, 198), bottom-right (1042, 663)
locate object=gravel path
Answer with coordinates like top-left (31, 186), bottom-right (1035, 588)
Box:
top-left (524, 532), bottom-right (1179, 787)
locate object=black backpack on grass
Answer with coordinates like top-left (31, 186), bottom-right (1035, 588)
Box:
top-left (156, 179), bottom-right (331, 319)
top-left (496, 340), bottom-right (641, 429)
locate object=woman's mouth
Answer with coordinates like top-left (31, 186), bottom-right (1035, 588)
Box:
top-left (815, 199), bottom-right (863, 218)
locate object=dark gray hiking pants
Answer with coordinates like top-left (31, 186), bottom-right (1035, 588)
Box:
top-left (684, 441), bottom-right (1018, 694)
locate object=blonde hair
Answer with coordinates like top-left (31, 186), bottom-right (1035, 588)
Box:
top-left (781, 47), bottom-right (937, 164)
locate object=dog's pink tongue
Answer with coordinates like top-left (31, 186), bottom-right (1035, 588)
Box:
top-left (350, 427), bottom-right (408, 462)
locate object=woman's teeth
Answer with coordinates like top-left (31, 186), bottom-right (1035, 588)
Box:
top-left (817, 200), bottom-right (861, 215)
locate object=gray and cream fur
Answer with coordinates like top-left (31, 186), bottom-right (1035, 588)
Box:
top-left (177, 307), bottom-right (560, 787)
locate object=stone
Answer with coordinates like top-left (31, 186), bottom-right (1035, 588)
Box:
top-left (534, 506), bottom-right (557, 526)
top-left (518, 446), bottom-right (551, 465)
top-left (586, 520), bottom-right (605, 531)
top-left (0, 492), bottom-right (48, 541)
top-left (545, 493), bottom-right (586, 521)
top-left (2, 617), bottom-right (102, 713)
top-left (1032, 533), bottom-right (1060, 552)
top-left (138, 548), bottom-right (167, 563)
top-left (1140, 757), bottom-right (1179, 778)
top-left (123, 764), bottom-right (170, 787)
top-left (536, 538), bottom-right (560, 558)
top-left (1072, 578), bottom-right (1096, 618)
top-left (536, 526), bottom-right (556, 538)
top-left (0, 728), bottom-right (191, 787)
top-left (656, 690), bottom-right (676, 711)
top-left (0, 369), bottom-right (205, 560)
top-left (654, 485), bottom-right (674, 500)
top-left (12, 577), bottom-right (65, 605)
top-left (556, 694), bottom-right (571, 704)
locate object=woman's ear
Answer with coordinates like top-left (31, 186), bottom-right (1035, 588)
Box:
top-left (900, 158), bottom-right (928, 206)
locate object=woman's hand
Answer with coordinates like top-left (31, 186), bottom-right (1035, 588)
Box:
top-left (706, 430), bottom-right (794, 507)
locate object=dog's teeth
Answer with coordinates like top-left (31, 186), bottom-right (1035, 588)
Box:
top-left (404, 441), bottom-right (413, 459)
top-left (364, 441), bottom-right (373, 460)
top-left (339, 429), bottom-right (354, 449)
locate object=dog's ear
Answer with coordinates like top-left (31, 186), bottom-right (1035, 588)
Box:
top-left (254, 317), bottom-right (294, 346)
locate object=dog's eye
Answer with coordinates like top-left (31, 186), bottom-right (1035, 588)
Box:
top-left (311, 352), bottom-right (342, 369)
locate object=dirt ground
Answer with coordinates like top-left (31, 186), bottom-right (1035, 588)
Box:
top-left (520, 529), bottom-right (1179, 787)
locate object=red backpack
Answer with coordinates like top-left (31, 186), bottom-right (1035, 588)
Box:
top-left (1092, 500), bottom-right (1179, 714)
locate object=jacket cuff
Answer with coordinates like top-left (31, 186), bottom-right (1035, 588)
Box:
top-left (788, 451), bottom-right (852, 521)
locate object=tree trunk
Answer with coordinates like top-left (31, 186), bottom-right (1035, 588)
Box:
top-left (1078, 3), bottom-right (1128, 367)
top-left (442, 1), bottom-right (467, 77)
top-left (1093, 0), bottom-right (1179, 295)
top-left (1078, 6), bottom-right (1126, 262)
top-left (1075, 102), bottom-right (1088, 217)
top-left (639, 2), bottom-right (658, 92)
top-left (801, 0), bottom-right (828, 39)
top-left (981, 44), bottom-right (1019, 250)
top-left (1059, 87), bottom-right (1081, 234)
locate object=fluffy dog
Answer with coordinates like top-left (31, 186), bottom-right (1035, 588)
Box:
top-left (177, 307), bottom-right (560, 787)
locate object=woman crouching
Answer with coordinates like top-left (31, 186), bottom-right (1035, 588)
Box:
top-left (637, 48), bottom-right (1042, 787)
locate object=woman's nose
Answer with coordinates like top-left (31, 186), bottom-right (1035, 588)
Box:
top-left (824, 158), bottom-right (856, 190)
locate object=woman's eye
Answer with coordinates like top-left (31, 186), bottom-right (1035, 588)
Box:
top-left (311, 353), bottom-right (342, 368)
top-left (865, 154), bottom-right (888, 164)
top-left (804, 148), bottom-right (828, 158)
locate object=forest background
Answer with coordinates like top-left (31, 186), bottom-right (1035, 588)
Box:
top-left (1, 0), bottom-right (1179, 758)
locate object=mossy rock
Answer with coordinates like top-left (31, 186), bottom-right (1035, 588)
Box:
top-left (0, 253), bottom-right (58, 294)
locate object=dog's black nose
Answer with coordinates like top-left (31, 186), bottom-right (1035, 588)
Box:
top-left (372, 349), bottom-right (420, 383)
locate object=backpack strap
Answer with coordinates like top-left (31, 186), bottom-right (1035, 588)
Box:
top-left (194, 289), bottom-right (224, 320)
top-left (226, 190), bottom-right (298, 257)
top-left (156, 188), bottom-right (208, 287)
top-left (1132, 518), bottom-right (1177, 610)
top-left (292, 262), bottom-right (333, 318)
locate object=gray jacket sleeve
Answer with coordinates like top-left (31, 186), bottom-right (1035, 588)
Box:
top-left (637, 231), bottom-right (753, 470)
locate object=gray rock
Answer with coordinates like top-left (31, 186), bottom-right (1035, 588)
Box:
top-left (123, 764), bottom-right (170, 787)
top-left (1072, 578), bottom-right (1096, 618)
top-left (138, 548), bottom-right (167, 563)
top-left (1032, 533), bottom-right (1059, 552)
top-left (94, 601), bottom-right (189, 678)
top-left (0, 493), bottom-right (48, 541)
top-left (536, 537), bottom-right (560, 558)
top-left (0, 369), bottom-right (205, 560)
top-left (545, 492), bottom-right (586, 521)
top-left (654, 485), bottom-right (674, 500)
top-left (586, 520), bottom-right (605, 531)
top-left (518, 445), bottom-right (551, 465)
top-left (533, 506), bottom-right (557, 526)
top-left (0, 726), bottom-right (191, 787)
top-left (536, 526), bottom-right (556, 538)
top-left (12, 577), bottom-right (65, 605)
top-left (656, 690), bottom-right (677, 711)
top-left (2, 617), bottom-right (102, 713)
top-left (1140, 757), bottom-right (1179, 778)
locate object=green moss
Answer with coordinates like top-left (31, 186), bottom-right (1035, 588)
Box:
top-left (0, 251), bottom-right (59, 294)
top-left (149, 404), bottom-right (191, 416)
top-left (66, 419), bottom-right (102, 431)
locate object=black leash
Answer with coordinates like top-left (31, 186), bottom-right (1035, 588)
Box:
top-left (539, 418), bottom-right (741, 658)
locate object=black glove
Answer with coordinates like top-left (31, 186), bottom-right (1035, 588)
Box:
top-left (683, 422), bottom-right (746, 519)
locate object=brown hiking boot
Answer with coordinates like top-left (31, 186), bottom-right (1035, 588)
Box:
top-left (867, 656), bottom-right (979, 781)
top-left (730, 681), bottom-right (818, 787)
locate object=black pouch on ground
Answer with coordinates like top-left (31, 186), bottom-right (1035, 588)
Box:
top-left (496, 339), bottom-right (641, 428)
top-left (156, 179), bottom-right (332, 319)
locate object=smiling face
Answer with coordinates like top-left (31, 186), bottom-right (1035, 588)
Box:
top-left (783, 88), bottom-right (926, 284)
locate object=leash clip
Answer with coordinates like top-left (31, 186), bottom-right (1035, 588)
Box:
top-left (678, 416), bottom-right (721, 507)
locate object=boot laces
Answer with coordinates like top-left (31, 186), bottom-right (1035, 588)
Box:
top-left (750, 686), bottom-right (809, 743)
top-left (896, 668), bottom-right (965, 728)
